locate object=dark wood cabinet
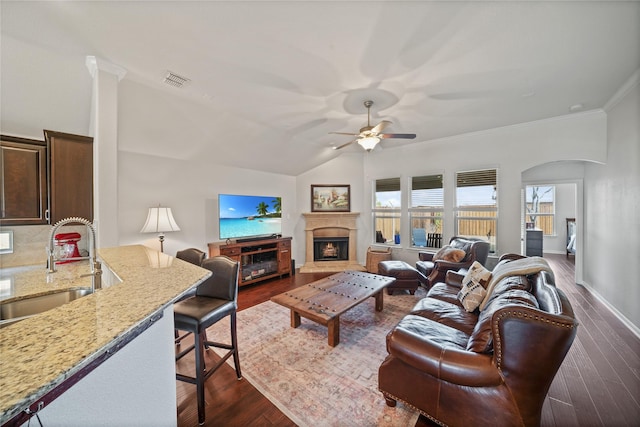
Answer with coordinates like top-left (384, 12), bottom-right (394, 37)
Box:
top-left (526, 229), bottom-right (543, 257)
top-left (0, 131), bottom-right (94, 226)
top-left (44, 130), bottom-right (94, 223)
top-left (0, 136), bottom-right (48, 225)
top-left (208, 237), bottom-right (292, 287)
top-left (277, 238), bottom-right (292, 276)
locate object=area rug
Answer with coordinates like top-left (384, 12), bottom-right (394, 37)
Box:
top-left (207, 286), bottom-right (427, 427)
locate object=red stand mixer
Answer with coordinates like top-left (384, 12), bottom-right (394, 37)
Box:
top-left (54, 232), bottom-right (82, 264)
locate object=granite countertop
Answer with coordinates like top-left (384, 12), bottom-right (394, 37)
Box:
top-left (0, 245), bottom-right (211, 424)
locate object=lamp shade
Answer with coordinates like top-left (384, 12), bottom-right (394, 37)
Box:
top-left (140, 207), bottom-right (181, 234)
top-left (357, 136), bottom-right (380, 151)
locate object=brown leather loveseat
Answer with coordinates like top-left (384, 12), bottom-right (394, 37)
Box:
top-left (378, 254), bottom-right (578, 427)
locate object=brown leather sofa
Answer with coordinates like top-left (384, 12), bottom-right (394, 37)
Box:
top-left (379, 254), bottom-right (578, 427)
top-left (415, 237), bottom-right (490, 289)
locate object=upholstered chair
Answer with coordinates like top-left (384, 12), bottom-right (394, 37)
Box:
top-left (176, 247), bottom-right (206, 267)
top-left (174, 255), bottom-right (242, 425)
top-left (415, 236), bottom-right (490, 288)
top-left (174, 248), bottom-right (207, 344)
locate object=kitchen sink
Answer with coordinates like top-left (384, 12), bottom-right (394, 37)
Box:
top-left (0, 288), bottom-right (93, 327)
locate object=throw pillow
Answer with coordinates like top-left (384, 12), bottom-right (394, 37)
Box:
top-left (462, 261), bottom-right (493, 288)
top-left (433, 245), bottom-right (466, 263)
top-left (457, 280), bottom-right (487, 312)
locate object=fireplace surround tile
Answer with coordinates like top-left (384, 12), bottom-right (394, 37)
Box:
top-left (300, 212), bottom-right (365, 273)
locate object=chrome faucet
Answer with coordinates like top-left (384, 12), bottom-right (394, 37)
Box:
top-left (47, 217), bottom-right (102, 291)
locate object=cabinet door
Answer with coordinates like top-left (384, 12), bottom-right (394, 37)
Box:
top-left (278, 239), bottom-right (291, 274)
top-left (219, 245), bottom-right (241, 260)
top-left (0, 136), bottom-right (48, 225)
top-left (44, 130), bottom-right (94, 223)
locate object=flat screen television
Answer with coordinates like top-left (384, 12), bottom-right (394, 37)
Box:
top-left (218, 194), bottom-right (282, 240)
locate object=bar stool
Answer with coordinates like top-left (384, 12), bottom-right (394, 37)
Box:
top-left (174, 248), bottom-right (206, 345)
top-left (174, 255), bottom-right (242, 425)
top-left (176, 247), bottom-right (206, 267)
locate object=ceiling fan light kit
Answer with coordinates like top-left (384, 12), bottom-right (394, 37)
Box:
top-left (330, 100), bottom-right (416, 152)
top-left (358, 136), bottom-right (381, 151)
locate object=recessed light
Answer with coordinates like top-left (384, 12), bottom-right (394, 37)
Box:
top-left (569, 103), bottom-right (583, 112)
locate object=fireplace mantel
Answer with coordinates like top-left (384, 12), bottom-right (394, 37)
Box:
top-left (300, 212), bottom-right (365, 273)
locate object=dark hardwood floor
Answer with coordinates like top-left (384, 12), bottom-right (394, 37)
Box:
top-left (176, 255), bottom-right (640, 426)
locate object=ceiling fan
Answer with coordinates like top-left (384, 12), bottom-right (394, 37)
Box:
top-left (330, 100), bottom-right (416, 151)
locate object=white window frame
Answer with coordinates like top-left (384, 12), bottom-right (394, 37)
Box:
top-left (409, 174), bottom-right (444, 249)
top-left (372, 177), bottom-right (402, 245)
top-left (455, 168), bottom-right (498, 253)
top-left (525, 185), bottom-right (556, 236)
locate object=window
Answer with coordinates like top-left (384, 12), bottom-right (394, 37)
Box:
top-left (409, 174), bottom-right (443, 248)
top-left (373, 177), bottom-right (401, 244)
top-left (455, 169), bottom-right (497, 253)
top-left (525, 185), bottom-right (555, 235)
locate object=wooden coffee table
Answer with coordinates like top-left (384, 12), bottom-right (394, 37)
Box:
top-left (270, 270), bottom-right (396, 346)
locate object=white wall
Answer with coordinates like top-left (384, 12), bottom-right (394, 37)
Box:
top-left (546, 183), bottom-right (577, 254)
top-left (118, 152), bottom-right (296, 257)
top-left (360, 111), bottom-right (607, 267)
top-left (3, 33), bottom-right (637, 334)
top-left (118, 105), bottom-right (606, 272)
top-left (0, 35), bottom-right (92, 138)
top-left (295, 153), bottom-right (365, 264)
top-left (114, 79), bottom-right (297, 257)
top-left (584, 73), bottom-right (640, 330)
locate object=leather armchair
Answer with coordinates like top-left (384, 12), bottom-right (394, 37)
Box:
top-left (415, 236), bottom-right (490, 288)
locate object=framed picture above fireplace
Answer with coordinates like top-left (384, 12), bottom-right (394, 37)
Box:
top-left (311, 184), bottom-right (350, 212)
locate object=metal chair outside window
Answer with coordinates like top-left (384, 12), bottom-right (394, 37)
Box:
top-left (412, 228), bottom-right (427, 247)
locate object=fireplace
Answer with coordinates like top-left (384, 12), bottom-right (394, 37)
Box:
top-left (300, 212), bottom-right (365, 273)
top-left (314, 237), bottom-right (348, 261)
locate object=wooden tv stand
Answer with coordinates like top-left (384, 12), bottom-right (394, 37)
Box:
top-left (208, 236), bottom-right (292, 287)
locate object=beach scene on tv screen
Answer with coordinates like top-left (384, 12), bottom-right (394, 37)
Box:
top-left (219, 194), bottom-right (282, 239)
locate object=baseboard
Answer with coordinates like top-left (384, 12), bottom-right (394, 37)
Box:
top-left (580, 280), bottom-right (640, 340)
top-left (543, 250), bottom-right (567, 255)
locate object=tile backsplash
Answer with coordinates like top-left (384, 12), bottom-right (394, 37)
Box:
top-left (0, 225), bottom-right (88, 268)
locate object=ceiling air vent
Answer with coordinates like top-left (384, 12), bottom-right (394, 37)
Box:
top-left (163, 71), bottom-right (190, 88)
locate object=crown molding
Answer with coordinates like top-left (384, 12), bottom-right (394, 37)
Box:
top-left (604, 68), bottom-right (639, 112)
top-left (85, 56), bottom-right (127, 81)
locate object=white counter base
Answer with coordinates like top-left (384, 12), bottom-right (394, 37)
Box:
top-left (21, 306), bottom-right (177, 426)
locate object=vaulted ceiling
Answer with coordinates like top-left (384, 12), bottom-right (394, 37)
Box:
top-left (2, 1), bottom-right (639, 175)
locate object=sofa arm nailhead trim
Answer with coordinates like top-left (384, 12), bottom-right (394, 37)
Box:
top-left (493, 309), bottom-right (577, 369)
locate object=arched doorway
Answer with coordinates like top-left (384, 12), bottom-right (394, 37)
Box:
top-left (521, 161), bottom-right (586, 285)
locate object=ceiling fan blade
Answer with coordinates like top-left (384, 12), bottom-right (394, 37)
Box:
top-left (329, 131), bottom-right (360, 136)
top-left (379, 133), bottom-right (417, 139)
top-left (332, 139), bottom-right (358, 150)
top-left (371, 120), bottom-right (392, 134)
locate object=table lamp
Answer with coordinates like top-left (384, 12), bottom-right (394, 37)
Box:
top-left (140, 205), bottom-right (180, 252)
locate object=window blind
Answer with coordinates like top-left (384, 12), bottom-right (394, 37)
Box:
top-left (456, 169), bottom-right (497, 207)
top-left (411, 175), bottom-right (443, 208)
top-left (375, 178), bottom-right (400, 192)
